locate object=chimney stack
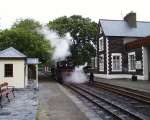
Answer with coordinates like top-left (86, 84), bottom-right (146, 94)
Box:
top-left (124, 12), bottom-right (137, 28)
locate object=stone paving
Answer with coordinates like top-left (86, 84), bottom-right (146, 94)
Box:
top-left (0, 89), bottom-right (38, 120)
top-left (95, 77), bottom-right (150, 92)
top-left (37, 80), bottom-right (88, 120)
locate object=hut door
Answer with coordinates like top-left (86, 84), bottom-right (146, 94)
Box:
top-left (28, 65), bottom-right (36, 80)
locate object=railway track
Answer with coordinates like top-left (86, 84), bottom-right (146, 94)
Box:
top-left (66, 84), bottom-right (150, 120)
top-left (94, 81), bottom-right (150, 104)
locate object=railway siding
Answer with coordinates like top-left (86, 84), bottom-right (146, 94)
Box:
top-left (66, 83), bottom-right (150, 120)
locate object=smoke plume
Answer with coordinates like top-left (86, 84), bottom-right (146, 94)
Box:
top-left (38, 27), bottom-right (72, 62)
top-left (38, 27), bottom-right (88, 84)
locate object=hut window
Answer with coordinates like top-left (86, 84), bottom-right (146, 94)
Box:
top-left (5, 64), bottom-right (13, 77)
top-left (128, 52), bottom-right (136, 72)
top-left (111, 53), bottom-right (122, 72)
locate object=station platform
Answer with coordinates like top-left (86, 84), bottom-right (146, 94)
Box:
top-left (95, 77), bottom-right (150, 93)
top-left (37, 80), bottom-right (100, 120)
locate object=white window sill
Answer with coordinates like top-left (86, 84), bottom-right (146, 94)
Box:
top-left (99, 49), bottom-right (104, 52)
top-left (112, 70), bottom-right (122, 72)
top-left (128, 70), bottom-right (136, 72)
top-left (4, 76), bottom-right (13, 78)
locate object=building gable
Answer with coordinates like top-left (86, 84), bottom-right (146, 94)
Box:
top-left (0, 47), bottom-right (26, 59)
top-left (99, 19), bottom-right (150, 37)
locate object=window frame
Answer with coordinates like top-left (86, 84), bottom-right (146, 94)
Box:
top-left (99, 54), bottom-right (104, 71)
top-left (91, 57), bottom-right (95, 69)
top-left (95, 57), bottom-right (97, 68)
top-left (99, 28), bottom-right (103, 34)
top-left (4, 64), bottom-right (13, 77)
top-left (99, 37), bottom-right (104, 51)
top-left (128, 52), bottom-right (136, 72)
top-left (111, 53), bottom-right (122, 72)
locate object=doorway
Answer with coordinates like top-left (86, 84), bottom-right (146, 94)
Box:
top-left (28, 64), bottom-right (36, 80)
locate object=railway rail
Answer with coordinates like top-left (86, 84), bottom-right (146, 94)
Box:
top-left (66, 84), bottom-right (150, 120)
top-left (94, 81), bottom-right (150, 104)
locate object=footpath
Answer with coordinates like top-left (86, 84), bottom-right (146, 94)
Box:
top-left (0, 89), bottom-right (37, 120)
top-left (37, 80), bottom-right (90, 120)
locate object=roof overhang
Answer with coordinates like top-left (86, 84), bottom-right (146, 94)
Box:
top-left (126, 36), bottom-right (150, 50)
top-left (26, 58), bottom-right (40, 64)
top-left (0, 57), bottom-right (26, 60)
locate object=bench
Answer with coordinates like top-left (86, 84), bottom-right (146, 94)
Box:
top-left (0, 82), bottom-right (15, 108)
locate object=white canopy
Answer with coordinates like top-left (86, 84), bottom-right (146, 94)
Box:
top-left (27, 58), bottom-right (40, 64)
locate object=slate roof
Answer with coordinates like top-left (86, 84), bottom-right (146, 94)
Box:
top-left (0, 47), bottom-right (26, 58)
top-left (27, 58), bottom-right (40, 64)
top-left (99, 19), bottom-right (150, 37)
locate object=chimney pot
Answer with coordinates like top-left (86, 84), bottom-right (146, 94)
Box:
top-left (124, 12), bottom-right (137, 28)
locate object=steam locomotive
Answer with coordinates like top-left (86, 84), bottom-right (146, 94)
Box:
top-left (51, 57), bottom-right (91, 84)
top-left (51, 59), bottom-right (74, 84)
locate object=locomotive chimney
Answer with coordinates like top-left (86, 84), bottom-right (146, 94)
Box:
top-left (124, 12), bottom-right (137, 28)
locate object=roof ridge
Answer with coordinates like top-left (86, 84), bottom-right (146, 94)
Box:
top-left (99, 19), bottom-right (123, 21)
top-left (99, 20), bottom-right (150, 37)
top-left (0, 47), bottom-right (27, 58)
top-left (99, 19), bottom-right (150, 23)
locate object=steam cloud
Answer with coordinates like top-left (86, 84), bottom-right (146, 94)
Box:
top-left (38, 27), bottom-right (88, 84)
top-left (64, 63), bottom-right (88, 84)
top-left (38, 27), bottom-right (72, 61)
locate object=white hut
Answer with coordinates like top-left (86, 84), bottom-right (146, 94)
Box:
top-left (0, 47), bottom-right (39, 88)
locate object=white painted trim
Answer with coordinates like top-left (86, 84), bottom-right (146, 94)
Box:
top-left (106, 37), bottom-right (109, 74)
top-left (143, 46), bottom-right (149, 80)
top-left (99, 28), bottom-right (102, 34)
top-left (95, 57), bottom-right (97, 68)
top-left (111, 53), bottom-right (122, 72)
top-left (99, 37), bottom-right (104, 51)
top-left (91, 57), bottom-right (95, 69)
top-left (36, 64), bottom-right (38, 88)
top-left (128, 52), bottom-right (136, 72)
top-left (25, 64), bottom-right (28, 87)
top-left (99, 54), bottom-right (104, 71)
top-left (142, 46), bottom-right (144, 76)
top-left (94, 74), bottom-right (145, 80)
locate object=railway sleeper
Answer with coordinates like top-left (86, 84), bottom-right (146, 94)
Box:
top-left (72, 84), bottom-right (150, 120)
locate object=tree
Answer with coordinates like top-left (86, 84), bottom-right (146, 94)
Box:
top-left (12, 19), bottom-right (41, 32)
top-left (48, 15), bottom-right (97, 65)
top-left (0, 19), bottom-right (52, 64)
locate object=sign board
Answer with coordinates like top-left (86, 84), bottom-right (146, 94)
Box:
top-left (136, 61), bottom-right (142, 69)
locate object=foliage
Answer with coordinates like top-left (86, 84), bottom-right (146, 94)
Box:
top-left (48, 15), bottom-right (97, 65)
top-left (0, 19), bottom-right (52, 64)
top-left (12, 19), bottom-right (41, 32)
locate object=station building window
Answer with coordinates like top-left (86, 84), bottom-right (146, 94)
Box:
top-left (99, 54), bottom-right (104, 71)
top-left (94, 57), bottom-right (97, 68)
top-left (99, 28), bottom-right (103, 34)
top-left (128, 52), bottom-right (136, 72)
top-left (91, 57), bottom-right (95, 69)
top-left (111, 53), bottom-right (122, 72)
top-left (99, 37), bottom-right (104, 51)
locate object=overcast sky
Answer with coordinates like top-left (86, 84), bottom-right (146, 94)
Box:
top-left (0, 0), bottom-right (150, 29)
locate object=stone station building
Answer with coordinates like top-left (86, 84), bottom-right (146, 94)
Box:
top-left (91, 12), bottom-right (150, 80)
